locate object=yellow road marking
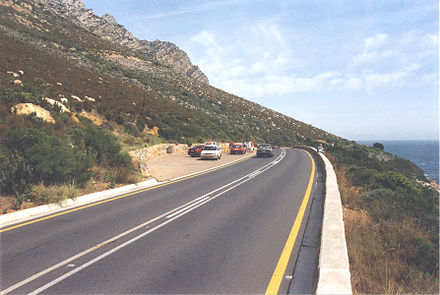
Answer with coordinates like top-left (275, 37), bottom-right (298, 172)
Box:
top-left (0, 155), bottom-right (253, 233)
top-left (265, 151), bottom-right (316, 295)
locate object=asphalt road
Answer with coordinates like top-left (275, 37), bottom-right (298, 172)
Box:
top-left (1, 148), bottom-right (320, 294)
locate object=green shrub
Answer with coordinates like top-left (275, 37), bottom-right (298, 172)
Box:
top-left (123, 121), bottom-right (140, 136)
top-left (384, 157), bottom-right (426, 181)
top-left (373, 171), bottom-right (422, 195)
top-left (326, 144), bottom-right (381, 170)
top-left (0, 151), bottom-right (33, 207)
top-left (82, 122), bottom-right (121, 164)
top-left (347, 166), bottom-right (378, 187)
top-left (7, 128), bottom-right (93, 185)
top-left (136, 118), bottom-right (146, 132)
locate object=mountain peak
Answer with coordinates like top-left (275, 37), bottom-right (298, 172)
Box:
top-left (34, 0), bottom-right (209, 83)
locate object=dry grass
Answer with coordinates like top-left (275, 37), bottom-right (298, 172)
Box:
top-left (338, 166), bottom-right (439, 294)
top-left (28, 183), bottom-right (80, 205)
top-left (345, 209), bottom-right (439, 294)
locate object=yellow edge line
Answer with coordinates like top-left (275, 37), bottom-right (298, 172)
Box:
top-left (0, 155), bottom-right (252, 233)
top-left (265, 151), bottom-right (316, 295)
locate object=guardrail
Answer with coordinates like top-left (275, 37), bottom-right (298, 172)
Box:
top-left (294, 146), bottom-right (352, 294)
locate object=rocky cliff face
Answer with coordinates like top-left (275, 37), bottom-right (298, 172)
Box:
top-left (34, 0), bottom-right (209, 84)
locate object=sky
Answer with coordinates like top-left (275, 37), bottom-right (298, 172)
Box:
top-left (83, 0), bottom-right (439, 141)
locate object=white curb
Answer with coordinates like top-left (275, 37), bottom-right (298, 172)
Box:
top-left (0, 179), bottom-right (158, 228)
top-left (316, 153), bottom-right (352, 294)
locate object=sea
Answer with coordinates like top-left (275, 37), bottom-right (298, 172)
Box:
top-left (357, 140), bottom-right (439, 184)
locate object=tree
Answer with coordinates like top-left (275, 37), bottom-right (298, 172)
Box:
top-left (373, 142), bottom-right (384, 150)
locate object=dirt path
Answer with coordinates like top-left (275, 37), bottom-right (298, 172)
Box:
top-left (146, 151), bottom-right (255, 181)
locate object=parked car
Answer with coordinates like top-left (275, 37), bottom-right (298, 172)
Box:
top-left (201, 142), bottom-right (222, 160)
top-left (188, 145), bottom-right (204, 157)
top-left (230, 143), bottom-right (246, 155)
top-left (256, 144), bottom-right (274, 157)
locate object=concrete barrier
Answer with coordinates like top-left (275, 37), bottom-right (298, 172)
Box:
top-left (316, 153), bottom-right (352, 294)
top-left (293, 146), bottom-right (351, 294)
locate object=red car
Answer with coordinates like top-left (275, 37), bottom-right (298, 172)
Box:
top-left (188, 145), bottom-right (204, 157)
top-left (230, 143), bottom-right (247, 155)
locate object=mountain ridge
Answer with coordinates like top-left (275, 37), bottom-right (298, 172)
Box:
top-left (32, 0), bottom-right (209, 83)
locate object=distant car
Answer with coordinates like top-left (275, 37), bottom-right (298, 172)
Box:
top-left (201, 142), bottom-right (222, 160)
top-left (257, 144), bottom-right (274, 157)
top-left (230, 143), bottom-right (246, 155)
top-left (188, 145), bottom-right (204, 157)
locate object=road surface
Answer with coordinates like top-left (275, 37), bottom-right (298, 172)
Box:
top-left (1, 148), bottom-right (321, 294)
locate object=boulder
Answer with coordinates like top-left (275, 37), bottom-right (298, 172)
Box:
top-left (71, 95), bottom-right (83, 102)
top-left (11, 103), bottom-right (55, 124)
top-left (43, 97), bottom-right (71, 113)
top-left (145, 126), bottom-right (159, 136)
top-left (13, 79), bottom-right (23, 87)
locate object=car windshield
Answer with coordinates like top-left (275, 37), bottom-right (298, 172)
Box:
top-left (204, 146), bottom-right (217, 150)
top-left (259, 144), bottom-right (272, 149)
top-left (232, 145), bottom-right (242, 148)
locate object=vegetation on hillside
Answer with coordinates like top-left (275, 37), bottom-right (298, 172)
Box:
top-left (324, 142), bottom-right (439, 294)
top-left (0, 2), bottom-right (438, 294)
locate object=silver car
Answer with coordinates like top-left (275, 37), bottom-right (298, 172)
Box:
top-left (201, 142), bottom-right (222, 160)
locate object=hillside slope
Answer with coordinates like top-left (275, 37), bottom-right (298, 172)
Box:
top-left (0, 0), bottom-right (340, 146)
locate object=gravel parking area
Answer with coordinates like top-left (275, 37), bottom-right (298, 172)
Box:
top-left (146, 151), bottom-right (255, 181)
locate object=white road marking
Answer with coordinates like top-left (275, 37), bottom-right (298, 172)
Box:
top-left (166, 196), bottom-right (211, 219)
top-left (4, 151), bottom-right (287, 295)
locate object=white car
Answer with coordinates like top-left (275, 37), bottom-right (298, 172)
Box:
top-left (201, 142), bottom-right (222, 160)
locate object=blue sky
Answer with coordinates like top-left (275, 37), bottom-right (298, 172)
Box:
top-left (83, 0), bottom-right (438, 140)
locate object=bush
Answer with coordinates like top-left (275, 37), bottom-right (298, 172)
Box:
top-left (0, 151), bottom-right (33, 207)
top-left (373, 171), bottom-right (421, 195)
top-left (384, 157), bottom-right (426, 181)
top-left (136, 118), bottom-right (146, 132)
top-left (82, 122), bottom-right (122, 165)
top-left (104, 166), bottom-right (136, 185)
top-left (29, 183), bottom-right (80, 205)
top-left (347, 166), bottom-right (378, 187)
top-left (123, 121), bottom-right (140, 136)
top-left (373, 142), bottom-right (384, 150)
top-left (7, 128), bottom-right (93, 185)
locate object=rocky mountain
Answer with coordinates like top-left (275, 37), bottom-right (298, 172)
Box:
top-left (0, 0), bottom-right (341, 147)
top-left (32, 0), bottom-right (209, 83)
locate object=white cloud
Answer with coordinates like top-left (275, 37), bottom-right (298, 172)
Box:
top-left (422, 33), bottom-right (438, 48)
top-left (143, 0), bottom-right (249, 20)
top-left (364, 71), bottom-right (407, 88)
top-left (351, 50), bottom-right (395, 67)
top-left (346, 77), bottom-right (362, 89)
top-left (190, 30), bottom-right (218, 48)
top-left (187, 24), bottom-right (436, 100)
top-left (364, 33), bottom-right (388, 51)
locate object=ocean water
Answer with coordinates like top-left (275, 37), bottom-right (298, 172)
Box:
top-left (357, 140), bottom-right (439, 184)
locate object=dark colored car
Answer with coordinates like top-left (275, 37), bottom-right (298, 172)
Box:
top-left (230, 143), bottom-right (247, 155)
top-left (188, 145), bottom-right (204, 157)
top-left (256, 144), bottom-right (274, 157)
